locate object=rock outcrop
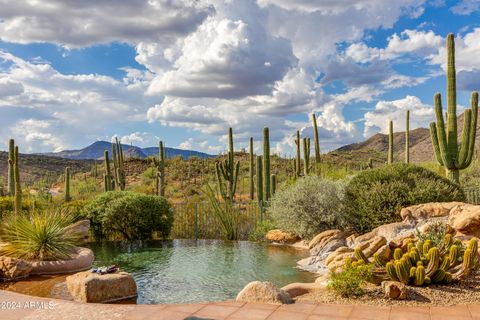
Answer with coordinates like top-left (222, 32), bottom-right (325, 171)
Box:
top-left (236, 281), bottom-right (293, 304)
top-left (0, 257), bottom-right (32, 280)
top-left (66, 270), bottom-right (137, 303)
top-left (265, 230), bottom-right (300, 244)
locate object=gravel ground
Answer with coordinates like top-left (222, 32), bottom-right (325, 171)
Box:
top-left (296, 271), bottom-right (480, 306)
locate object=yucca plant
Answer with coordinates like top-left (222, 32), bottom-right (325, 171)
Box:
top-left (0, 209), bottom-right (82, 261)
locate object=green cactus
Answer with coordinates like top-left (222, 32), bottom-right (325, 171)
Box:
top-left (215, 128), bottom-right (239, 202)
top-left (103, 150), bottom-right (113, 192)
top-left (64, 167), bottom-right (71, 202)
top-left (256, 155), bottom-right (263, 205)
top-left (351, 235), bottom-right (478, 287)
top-left (263, 128), bottom-right (271, 200)
top-left (111, 138), bottom-right (126, 191)
top-left (303, 137), bottom-right (310, 176)
top-left (405, 110), bottom-right (410, 164)
top-left (270, 174), bottom-right (276, 196)
top-left (156, 141), bottom-right (166, 197)
top-left (388, 120), bottom-right (394, 164)
top-left (249, 137), bottom-right (254, 200)
top-left (295, 130), bottom-right (301, 177)
top-left (7, 139), bottom-right (15, 195)
top-left (11, 146), bottom-right (21, 214)
top-left (312, 113), bottom-right (321, 176)
top-left (429, 33), bottom-right (478, 184)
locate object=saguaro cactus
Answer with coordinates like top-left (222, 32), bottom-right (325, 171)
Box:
top-left (312, 113), bottom-right (321, 176)
top-left (215, 128), bottom-right (240, 202)
top-left (303, 137), bottom-right (310, 176)
top-left (256, 155), bottom-right (263, 205)
top-left (295, 130), bottom-right (301, 177)
top-left (430, 33), bottom-right (478, 184)
top-left (12, 146), bottom-right (21, 214)
top-left (156, 141), bottom-right (166, 197)
top-left (7, 139), bottom-right (15, 195)
top-left (388, 120), bottom-right (394, 164)
top-left (263, 128), bottom-right (271, 201)
top-left (64, 167), bottom-right (71, 202)
top-left (270, 174), bottom-right (276, 196)
top-left (103, 150), bottom-right (113, 192)
top-left (249, 137), bottom-right (254, 200)
top-left (405, 110), bottom-right (410, 164)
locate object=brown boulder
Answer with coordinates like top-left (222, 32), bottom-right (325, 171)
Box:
top-left (308, 229), bottom-right (345, 249)
top-left (65, 220), bottom-right (90, 243)
top-left (66, 271), bottom-right (137, 303)
top-left (236, 281), bottom-right (293, 304)
top-left (0, 257), bottom-right (32, 280)
top-left (382, 281), bottom-right (407, 300)
top-left (265, 230), bottom-right (300, 244)
top-left (449, 205), bottom-right (480, 237)
top-left (400, 202), bottom-right (462, 221)
top-left (281, 282), bottom-right (324, 298)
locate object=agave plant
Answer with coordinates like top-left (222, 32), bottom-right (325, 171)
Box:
top-left (0, 209), bottom-right (82, 261)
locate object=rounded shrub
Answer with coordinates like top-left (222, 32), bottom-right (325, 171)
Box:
top-left (268, 176), bottom-right (346, 239)
top-left (83, 191), bottom-right (173, 240)
top-left (344, 163), bottom-right (465, 233)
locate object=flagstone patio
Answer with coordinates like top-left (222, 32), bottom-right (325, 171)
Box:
top-left (0, 289), bottom-right (477, 320)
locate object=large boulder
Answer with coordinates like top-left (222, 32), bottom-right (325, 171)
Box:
top-left (448, 204), bottom-right (480, 237)
top-left (265, 230), bottom-right (300, 244)
top-left (66, 270), bottom-right (137, 303)
top-left (65, 220), bottom-right (90, 243)
top-left (400, 202), bottom-right (463, 221)
top-left (309, 230), bottom-right (347, 257)
top-left (236, 281), bottom-right (293, 304)
top-left (0, 257), bottom-right (32, 280)
top-left (30, 247), bottom-right (94, 275)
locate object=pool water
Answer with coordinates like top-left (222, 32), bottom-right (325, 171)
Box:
top-left (89, 239), bottom-right (316, 304)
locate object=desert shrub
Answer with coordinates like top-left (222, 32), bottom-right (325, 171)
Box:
top-left (60, 199), bottom-right (89, 220)
top-left (268, 176), bottom-right (346, 239)
top-left (327, 261), bottom-right (372, 297)
top-left (415, 221), bottom-right (450, 247)
top-left (345, 163), bottom-right (465, 233)
top-left (0, 209), bottom-right (82, 261)
top-left (83, 191), bottom-right (173, 240)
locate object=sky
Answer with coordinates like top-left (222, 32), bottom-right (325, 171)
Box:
top-left (1, 0), bottom-right (480, 155)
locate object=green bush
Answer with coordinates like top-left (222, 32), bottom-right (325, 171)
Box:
top-left (248, 219), bottom-right (277, 242)
top-left (345, 163), bottom-right (465, 233)
top-left (327, 261), bottom-right (372, 297)
top-left (83, 191), bottom-right (173, 240)
top-left (268, 176), bottom-right (346, 239)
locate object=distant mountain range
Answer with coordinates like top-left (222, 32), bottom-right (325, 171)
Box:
top-left (39, 141), bottom-right (214, 160)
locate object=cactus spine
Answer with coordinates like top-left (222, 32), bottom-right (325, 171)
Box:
top-left (429, 33), bottom-right (478, 184)
top-left (215, 128), bottom-right (239, 202)
top-left (256, 155), bottom-right (263, 205)
top-left (7, 139), bottom-right (15, 195)
top-left (312, 113), bottom-right (321, 176)
top-left (12, 146), bottom-right (21, 214)
top-left (405, 110), bottom-right (410, 164)
top-left (156, 141), bottom-right (166, 196)
top-left (295, 130), bottom-right (301, 177)
top-left (64, 167), bottom-right (71, 202)
top-left (388, 120), bottom-right (393, 164)
top-left (303, 138), bottom-right (310, 176)
top-left (249, 137), bottom-right (254, 200)
top-left (263, 128), bottom-right (271, 200)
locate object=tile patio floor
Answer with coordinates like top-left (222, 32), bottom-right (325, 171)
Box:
top-left (0, 289), bottom-right (477, 320)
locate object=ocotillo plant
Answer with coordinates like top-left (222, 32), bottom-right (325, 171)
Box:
top-left (312, 113), bottom-right (321, 176)
top-left (388, 120), bottom-right (394, 164)
top-left (295, 130), bottom-right (301, 177)
top-left (249, 137), bottom-right (254, 200)
top-left (11, 146), bottom-right (21, 214)
top-left (103, 150), bottom-right (113, 192)
top-left (256, 155), bottom-right (263, 205)
top-left (156, 141), bottom-right (166, 197)
top-left (7, 139), bottom-right (15, 195)
top-left (215, 128), bottom-right (240, 202)
top-left (64, 167), bottom-right (71, 202)
top-left (263, 128), bottom-right (271, 201)
top-left (303, 137), bottom-right (310, 176)
top-left (405, 110), bottom-right (410, 164)
top-left (429, 33), bottom-right (478, 184)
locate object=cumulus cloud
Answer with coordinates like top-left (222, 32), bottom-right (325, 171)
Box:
top-left (363, 95), bottom-right (434, 137)
top-left (0, 0), bottom-right (214, 47)
top-left (451, 0), bottom-right (480, 15)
